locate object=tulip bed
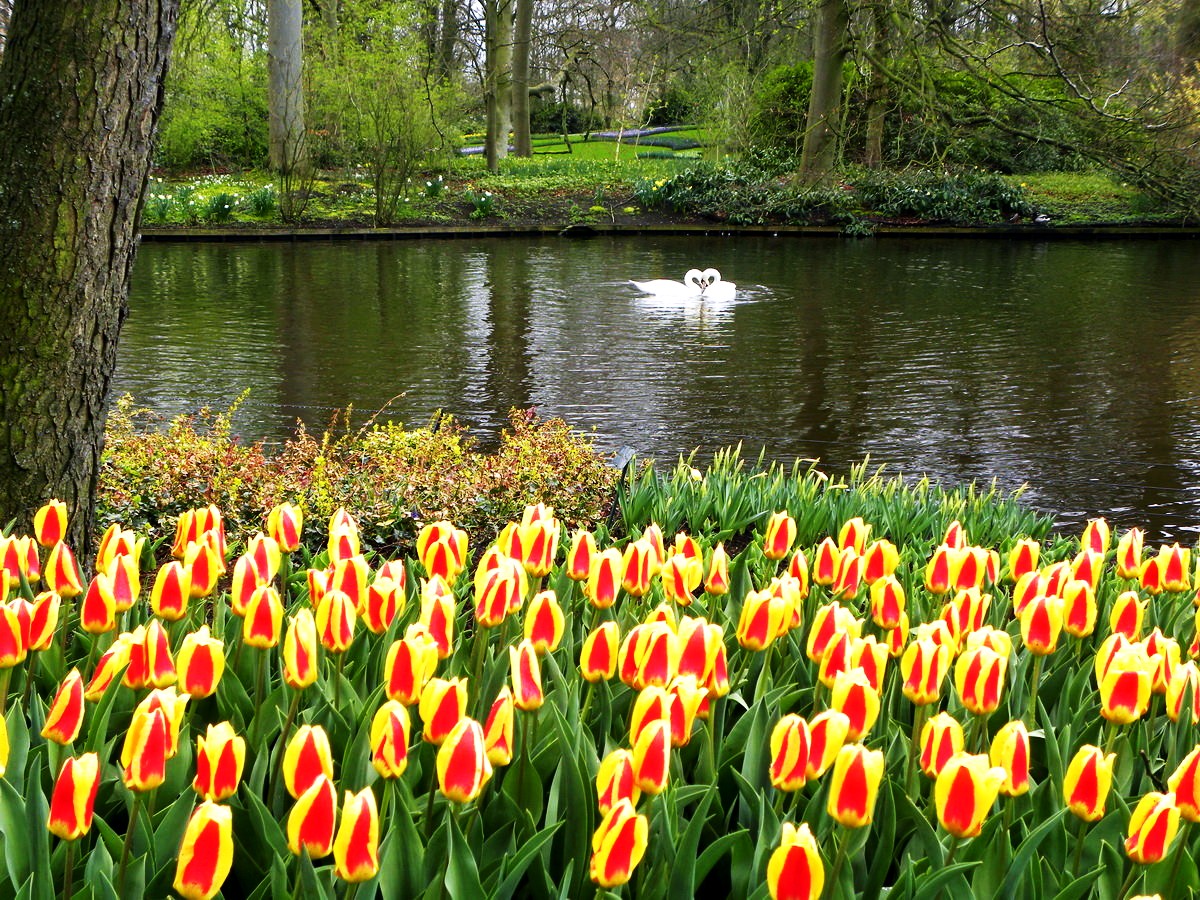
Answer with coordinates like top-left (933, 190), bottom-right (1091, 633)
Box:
top-left (3, 449), bottom-right (1200, 900)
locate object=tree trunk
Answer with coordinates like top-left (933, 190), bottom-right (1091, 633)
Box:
top-left (268, 0), bottom-right (306, 173)
top-left (0, 0), bottom-right (11, 55)
top-left (511, 0), bottom-right (533, 157)
top-left (798, 0), bottom-right (850, 183)
top-left (0, 0), bottom-right (178, 553)
top-left (437, 0), bottom-right (458, 79)
top-left (863, 0), bottom-right (891, 168)
top-left (484, 0), bottom-right (514, 173)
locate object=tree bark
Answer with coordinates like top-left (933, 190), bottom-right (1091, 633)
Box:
top-left (863, 0), bottom-right (892, 167)
top-left (437, 0), bottom-right (458, 79)
top-left (484, 0), bottom-right (514, 173)
top-left (0, 0), bottom-right (178, 553)
top-left (268, 0), bottom-right (306, 173)
top-left (511, 0), bottom-right (533, 157)
top-left (799, 0), bottom-right (851, 182)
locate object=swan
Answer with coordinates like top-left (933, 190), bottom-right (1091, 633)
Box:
top-left (631, 268), bottom-right (708, 298)
top-left (698, 268), bottom-right (736, 301)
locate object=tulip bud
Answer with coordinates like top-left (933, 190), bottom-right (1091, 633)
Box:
top-left (806, 710), bottom-right (851, 779)
top-left (590, 798), bottom-right (648, 889)
top-left (315, 588), bottom-right (356, 653)
top-left (437, 718), bottom-right (492, 803)
top-left (524, 590), bottom-right (565, 654)
top-left (1168, 746), bottom-right (1200, 823)
top-left (362, 574), bottom-right (404, 635)
top-left (580, 621), bottom-right (619, 683)
top-left (243, 584), bottom-right (283, 649)
top-left (1020, 594), bottom-right (1063, 655)
top-left (812, 537), bottom-right (841, 586)
top-left (631, 717), bottom-right (671, 795)
top-left (283, 724), bottom-right (334, 799)
top-left (920, 712), bottom-right (965, 778)
top-left (334, 788), bottom-right (380, 883)
top-left (120, 706), bottom-right (171, 792)
top-left (47, 753), bottom-right (100, 840)
top-left (827, 743), bottom-right (885, 828)
top-left (666, 675), bottom-right (707, 747)
top-left (1007, 538), bottom-right (1040, 582)
top-left (328, 555), bottom-right (368, 613)
top-left (617, 622), bottom-right (678, 690)
top-left (173, 800), bottom-right (234, 900)
top-left (1063, 744), bottom-right (1116, 821)
top-left (763, 511), bottom-right (796, 561)
top-left (566, 529), bottom-right (596, 581)
top-left (41, 668), bottom-right (85, 745)
top-left (510, 639), bottom-right (544, 712)
top-left (767, 821), bottom-right (823, 900)
top-left (1116, 528), bottom-right (1144, 579)
top-left (1100, 645), bottom-right (1155, 724)
top-left (483, 687), bottom-right (514, 767)
top-left (184, 536), bottom-right (222, 598)
top-left (79, 574), bottom-right (116, 636)
top-left (900, 637), bottom-right (951, 706)
top-left (83, 634), bottom-right (132, 700)
top-left (869, 575), bottom-right (906, 630)
top-left (420, 677), bottom-right (469, 745)
top-left (587, 548), bottom-right (623, 609)
top-left (954, 645), bottom-right (1008, 716)
top-left (705, 543), bottom-right (731, 596)
top-left (596, 749), bottom-right (640, 815)
top-left (934, 752), bottom-right (1006, 838)
top-left (45, 542), bottom-right (83, 598)
top-left (1124, 791), bottom-right (1181, 865)
top-left (621, 539), bottom-right (655, 598)
top-left (925, 543), bottom-right (960, 595)
top-left (151, 560), bottom-right (191, 621)
top-left (830, 668), bottom-right (880, 741)
top-left (288, 774), bottom-right (337, 858)
top-left (990, 720), bottom-right (1030, 797)
top-left (193, 721), bottom-right (245, 802)
top-left (282, 609), bottom-right (320, 690)
top-left (768, 714), bottom-right (810, 792)
top-left (267, 502), bottom-right (304, 552)
top-left (1167, 662), bottom-right (1200, 724)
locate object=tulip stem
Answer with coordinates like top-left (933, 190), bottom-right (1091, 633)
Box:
top-left (470, 623), bottom-right (489, 717)
top-left (424, 760), bottom-right (439, 839)
top-left (1103, 720), bottom-right (1119, 757)
top-left (1116, 865), bottom-right (1138, 900)
top-left (825, 826), bottom-right (853, 898)
top-left (335, 652), bottom-right (346, 709)
top-left (1071, 817), bottom-right (1088, 876)
top-left (0, 663), bottom-right (14, 717)
top-left (580, 679), bottom-right (596, 725)
top-left (254, 647), bottom-right (268, 714)
top-left (117, 793), bottom-right (144, 894)
top-left (907, 704), bottom-right (929, 797)
top-left (62, 839), bottom-right (75, 900)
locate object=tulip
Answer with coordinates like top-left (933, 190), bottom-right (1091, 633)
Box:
top-left (580, 621), bottom-right (619, 683)
top-left (44, 541), bottom-right (83, 598)
top-left (1116, 528), bottom-right (1144, 579)
top-left (1007, 538), bottom-right (1040, 582)
top-left (307, 567), bottom-right (328, 609)
top-left (102, 553), bottom-right (137, 613)
top-left (1109, 590), bottom-right (1146, 641)
top-left (27, 590), bottom-right (58, 652)
top-left (334, 788), bottom-right (380, 883)
top-left (954, 644), bottom-right (1008, 716)
top-left (628, 685), bottom-right (670, 746)
top-left (885, 612), bottom-right (909, 658)
top-left (621, 539), bottom-right (656, 597)
top-left (384, 625), bottom-right (439, 705)
top-left (32, 500), bottom-right (67, 548)
top-left (150, 560), bottom-right (191, 621)
top-left (787, 547), bottom-right (811, 597)
top-left (705, 543), bottom-right (731, 595)
top-left (766, 821), bottom-right (824, 900)
top-left (78, 573), bottom-right (116, 636)
top-left (763, 511), bottom-right (797, 561)
top-left (830, 668), bottom-right (880, 741)
top-left (672, 531), bottom-right (702, 563)
top-left (283, 724), bottom-right (334, 799)
top-left (590, 798), bottom-right (648, 889)
top-left (951, 547), bottom-right (987, 592)
top-left (283, 609), bottom-right (320, 691)
top-left (1158, 544), bottom-right (1191, 592)
top-left (811, 537), bottom-right (841, 586)
top-left (566, 529), bottom-right (597, 581)
top-left (677, 617), bottom-right (720, 682)
top-left (1011, 571), bottom-right (1046, 617)
top-left (510, 639), bottom-right (544, 711)
top-left (83, 634), bottom-right (132, 700)
top-left (41, 668), bottom-right (85, 745)
top-left (417, 520), bottom-right (468, 583)
top-left (1167, 661), bottom-right (1200, 724)
top-left (617, 622), bottom-right (678, 690)
top-left (662, 553), bottom-right (703, 606)
top-left (900, 637), bottom-right (951, 706)
top-left (934, 752), bottom-right (1006, 838)
top-left (267, 502), bottom-right (304, 552)
top-left (1080, 517), bottom-right (1110, 555)
top-left (827, 743), bottom-right (884, 828)
top-left (920, 712), bottom-right (965, 778)
top-left (328, 508), bottom-right (360, 563)
top-left (806, 602), bottom-right (860, 663)
top-left (126, 619), bottom-right (175, 690)
top-left (587, 548), bottom-right (623, 609)
top-left (362, 573), bottom-right (404, 631)
top-left (596, 749), bottom-right (640, 815)
top-left (851, 635), bottom-right (888, 692)
top-left (640, 522), bottom-right (667, 568)
top-left (437, 717), bottom-right (492, 802)
top-left (806, 710), bottom-right (851, 779)
top-left (193, 721), bottom-right (245, 802)
top-left (524, 590), bottom-right (565, 654)
top-left (817, 631), bottom-right (855, 688)
top-left (1125, 791), bottom-right (1181, 865)
top-left (925, 543), bottom-right (960, 595)
top-left (419, 677), bottom-right (469, 745)
top-left (861, 539), bottom-right (899, 585)
top-left (666, 675), bottom-right (706, 747)
top-left (135, 687), bottom-right (187, 757)
top-left (869, 575), bottom-right (906, 630)
top-left (1071, 549), bottom-right (1104, 589)
top-left (419, 578), bottom-right (456, 659)
top-left (474, 556), bottom-right (524, 627)
top-left (1060, 579), bottom-right (1096, 639)
top-left (1063, 744), bottom-right (1116, 822)
top-left (120, 706), bottom-right (171, 792)
top-left (1168, 746), bottom-right (1200, 822)
top-left (1099, 645), bottom-right (1155, 724)
top-left (288, 774), bottom-right (337, 858)
top-left (1020, 594), bottom-right (1063, 655)
top-left (516, 518), bottom-right (559, 578)
top-left (632, 717), bottom-right (671, 795)
top-left (315, 588), bottom-right (356, 653)
top-left (47, 753), bottom-right (100, 840)
top-left (830, 549), bottom-right (864, 599)
top-left (184, 535), bottom-right (222, 598)
top-left (329, 555), bottom-right (369, 611)
top-left (173, 800), bottom-right (234, 900)
top-left (990, 720), bottom-right (1030, 797)
top-left (243, 584), bottom-right (283, 649)
top-left (1145, 629), bottom-right (1181, 695)
top-left (484, 687), bottom-right (514, 766)
top-left (769, 714), bottom-right (811, 792)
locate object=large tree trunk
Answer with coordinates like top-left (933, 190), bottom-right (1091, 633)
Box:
top-left (437, 0), bottom-right (458, 79)
top-left (799, 0), bottom-right (851, 182)
top-left (511, 0), bottom-right (533, 157)
top-left (268, 0), bottom-right (306, 173)
top-left (484, 0), bottom-right (514, 173)
top-left (0, 0), bottom-right (178, 553)
top-left (863, 0), bottom-right (892, 168)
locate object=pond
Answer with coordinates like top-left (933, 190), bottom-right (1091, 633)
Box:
top-left (121, 234), bottom-right (1200, 540)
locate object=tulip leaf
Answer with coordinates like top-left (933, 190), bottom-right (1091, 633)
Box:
top-left (735, 700), bottom-right (769, 828)
top-left (22, 766), bottom-right (51, 900)
top-left (890, 780), bottom-right (942, 869)
top-left (544, 701), bottom-right (594, 898)
top-left (377, 783), bottom-right (425, 900)
top-left (0, 777), bottom-right (33, 888)
top-left (240, 781), bottom-right (290, 860)
top-left (490, 822), bottom-right (562, 900)
top-left (83, 833), bottom-right (115, 888)
top-left (1050, 865), bottom-right (1105, 900)
top-left (443, 808), bottom-right (484, 900)
top-left (151, 790), bottom-right (195, 869)
top-left (83, 652), bottom-right (127, 756)
top-left (999, 806), bottom-right (1066, 899)
top-left (693, 828), bottom-right (748, 889)
top-left (910, 861), bottom-right (979, 900)
top-left (116, 854), bottom-right (145, 900)
top-left (5, 702), bottom-right (30, 795)
top-left (666, 786), bottom-right (715, 900)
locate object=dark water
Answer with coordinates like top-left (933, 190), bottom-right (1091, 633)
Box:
top-left (121, 235), bottom-right (1200, 540)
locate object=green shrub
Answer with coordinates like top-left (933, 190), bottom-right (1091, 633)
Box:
top-left (850, 169), bottom-right (1036, 223)
top-left (242, 184), bottom-right (277, 216)
top-left (203, 192), bottom-right (238, 223)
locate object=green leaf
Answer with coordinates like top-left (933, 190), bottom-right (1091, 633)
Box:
top-left (1051, 865), bottom-right (1105, 900)
top-left (1000, 807), bottom-right (1067, 899)
top-left (0, 778), bottom-right (33, 887)
top-left (694, 829), bottom-right (748, 889)
top-left (667, 786), bottom-right (715, 900)
top-left (22, 766), bottom-right (51, 900)
top-left (911, 861), bottom-right (980, 900)
top-left (491, 821), bottom-right (562, 900)
top-left (151, 787), bottom-right (195, 868)
top-left (5, 703), bottom-right (29, 796)
top-left (443, 810), bottom-right (484, 900)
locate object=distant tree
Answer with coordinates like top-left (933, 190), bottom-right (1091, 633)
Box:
top-left (484, 0), bottom-right (515, 171)
top-left (268, 0), bottom-right (306, 173)
top-left (0, 0), bottom-right (179, 552)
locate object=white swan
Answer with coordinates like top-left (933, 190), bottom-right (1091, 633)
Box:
top-left (631, 268), bottom-right (706, 298)
top-left (698, 268), bottom-right (736, 301)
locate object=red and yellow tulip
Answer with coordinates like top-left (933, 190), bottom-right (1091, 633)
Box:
top-left (1124, 791), bottom-right (1181, 865)
top-left (827, 743), bottom-right (884, 828)
top-left (283, 724), bottom-right (334, 799)
top-left (47, 752), bottom-right (100, 840)
top-left (173, 800), bottom-right (234, 900)
top-left (334, 788), bottom-right (380, 883)
top-left (193, 721), bottom-right (245, 802)
top-left (437, 717), bottom-right (493, 802)
top-left (766, 821), bottom-right (824, 900)
top-left (934, 751), bottom-right (1006, 838)
top-left (590, 798), bottom-right (648, 888)
top-left (1063, 744), bottom-right (1116, 822)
